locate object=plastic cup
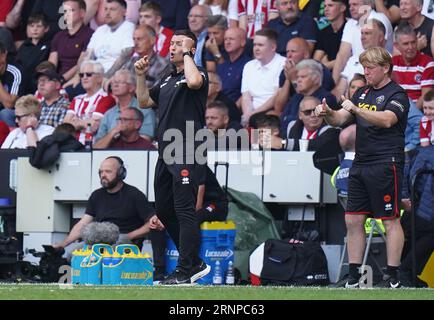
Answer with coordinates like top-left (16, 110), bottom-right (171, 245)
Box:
top-left (299, 139), bottom-right (309, 152)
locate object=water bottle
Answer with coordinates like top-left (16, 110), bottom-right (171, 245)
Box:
top-left (225, 260), bottom-right (235, 285)
top-left (212, 260), bottom-right (222, 285)
top-left (84, 123), bottom-right (93, 150)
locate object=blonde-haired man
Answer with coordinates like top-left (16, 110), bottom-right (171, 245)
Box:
top-left (315, 47), bottom-right (410, 288)
top-left (1, 95), bottom-right (54, 148)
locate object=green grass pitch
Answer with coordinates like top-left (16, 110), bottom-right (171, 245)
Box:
top-left (0, 284), bottom-right (432, 300)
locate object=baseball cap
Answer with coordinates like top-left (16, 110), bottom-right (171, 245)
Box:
top-left (36, 70), bottom-right (63, 82)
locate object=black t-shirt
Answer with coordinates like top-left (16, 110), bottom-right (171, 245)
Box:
top-left (350, 81), bottom-right (409, 164)
top-left (15, 39), bottom-right (50, 94)
top-left (414, 17), bottom-right (434, 57)
top-left (85, 183), bottom-right (154, 234)
top-left (315, 21), bottom-right (346, 61)
top-left (150, 66), bottom-right (208, 159)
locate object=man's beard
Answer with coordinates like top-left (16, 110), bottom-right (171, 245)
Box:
top-left (101, 177), bottom-right (118, 190)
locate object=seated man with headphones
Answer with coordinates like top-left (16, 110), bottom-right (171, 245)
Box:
top-left (54, 156), bottom-right (160, 256)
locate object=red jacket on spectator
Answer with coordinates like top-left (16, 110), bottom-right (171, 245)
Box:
top-left (0, 121), bottom-right (10, 146)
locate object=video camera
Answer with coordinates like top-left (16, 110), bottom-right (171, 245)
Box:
top-left (28, 245), bottom-right (68, 283)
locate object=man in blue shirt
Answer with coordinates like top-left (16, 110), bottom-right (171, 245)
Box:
top-left (95, 69), bottom-right (155, 142)
top-left (268, 0), bottom-right (318, 56)
top-left (188, 5), bottom-right (211, 68)
top-left (216, 27), bottom-right (251, 105)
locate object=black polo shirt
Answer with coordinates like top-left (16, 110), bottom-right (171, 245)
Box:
top-left (15, 38), bottom-right (50, 94)
top-left (351, 81), bottom-right (409, 165)
top-left (150, 66), bottom-right (208, 159)
top-left (315, 21), bottom-right (346, 61)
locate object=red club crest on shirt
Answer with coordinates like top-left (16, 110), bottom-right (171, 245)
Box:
top-left (181, 169), bottom-right (189, 177)
top-left (383, 194), bottom-right (392, 202)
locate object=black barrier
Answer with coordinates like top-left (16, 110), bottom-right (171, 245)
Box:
top-left (409, 169), bottom-right (434, 287)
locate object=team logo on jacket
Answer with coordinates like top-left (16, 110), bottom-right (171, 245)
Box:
top-left (376, 95), bottom-right (385, 104)
top-left (181, 169), bottom-right (190, 185)
top-left (383, 194), bottom-right (391, 202)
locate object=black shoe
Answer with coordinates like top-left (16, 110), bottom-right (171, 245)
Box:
top-left (329, 274), bottom-right (357, 288)
top-left (344, 276), bottom-right (360, 289)
top-left (375, 274), bottom-right (401, 288)
top-left (190, 260), bottom-right (211, 283)
top-left (153, 271), bottom-right (166, 284)
top-left (160, 269), bottom-right (192, 285)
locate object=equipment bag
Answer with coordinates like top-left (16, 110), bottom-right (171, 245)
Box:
top-left (250, 239), bottom-right (329, 286)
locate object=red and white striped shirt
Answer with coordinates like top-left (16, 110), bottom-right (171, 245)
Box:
top-left (155, 26), bottom-right (173, 59)
top-left (392, 52), bottom-right (434, 102)
top-left (238, 0), bottom-right (277, 38)
top-left (420, 116), bottom-right (434, 145)
top-left (67, 88), bottom-right (115, 143)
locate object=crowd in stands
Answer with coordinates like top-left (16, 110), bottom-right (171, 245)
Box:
top-left (1, 0), bottom-right (434, 153)
top-left (1, 0), bottom-right (434, 286)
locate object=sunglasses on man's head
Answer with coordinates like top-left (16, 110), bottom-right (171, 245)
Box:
top-left (79, 72), bottom-right (95, 78)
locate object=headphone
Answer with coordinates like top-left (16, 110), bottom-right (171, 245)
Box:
top-left (105, 156), bottom-right (127, 181)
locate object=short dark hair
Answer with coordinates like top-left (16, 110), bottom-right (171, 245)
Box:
top-left (63, 0), bottom-right (87, 11)
top-left (207, 100), bottom-right (229, 116)
top-left (27, 12), bottom-right (49, 27)
top-left (423, 89), bottom-right (434, 102)
top-left (54, 123), bottom-right (76, 136)
top-left (139, 1), bottom-right (162, 16)
top-left (35, 61), bottom-right (57, 72)
top-left (173, 29), bottom-right (198, 49)
top-left (256, 114), bottom-right (280, 130)
top-left (255, 28), bottom-right (278, 44)
top-left (106, 0), bottom-right (127, 9)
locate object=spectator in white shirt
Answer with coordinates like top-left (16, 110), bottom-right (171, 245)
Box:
top-left (240, 28), bottom-right (285, 126)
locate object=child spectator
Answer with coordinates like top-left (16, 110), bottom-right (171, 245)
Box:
top-left (420, 89), bottom-right (434, 147)
top-left (15, 12), bottom-right (50, 95)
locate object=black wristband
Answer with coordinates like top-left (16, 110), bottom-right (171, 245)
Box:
top-left (183, 51), bottom-right (193, 58)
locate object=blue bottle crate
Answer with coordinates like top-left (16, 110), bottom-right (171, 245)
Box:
top-left (166, 221), bottom-right (236, 284)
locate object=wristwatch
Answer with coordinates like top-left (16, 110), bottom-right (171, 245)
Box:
top-left (281, 139), bottom-right (287, 150)
top-left (183, 51), bottom-right (193, 58)
top-left (214, 53), bottom-right (222, 59)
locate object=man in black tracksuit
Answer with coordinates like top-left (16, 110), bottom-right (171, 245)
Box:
top-left (135, 29), bottom-right (210, 284)
top-left (315, 47), bottom-right (410, 288)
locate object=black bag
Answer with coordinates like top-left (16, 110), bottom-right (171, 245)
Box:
top-left (260, 239), bottom-right (330, 286)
